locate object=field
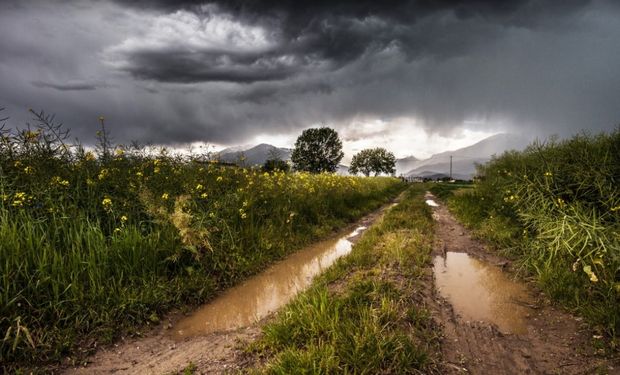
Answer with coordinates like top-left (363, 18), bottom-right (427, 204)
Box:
top-left (0, 118), bottom-right (405, 368)
top-left (432, 130), bottom-right (620, 340)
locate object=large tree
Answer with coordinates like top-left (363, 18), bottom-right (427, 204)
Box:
top-left (291, 127), bottom-right (344, 173)
top-left (349, 148), bottom-right (396, 176)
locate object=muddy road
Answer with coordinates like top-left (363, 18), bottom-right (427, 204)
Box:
top-left (64, 202), bottom-right (395, 374)
top-left (424, 193), bottom-right (618, 374)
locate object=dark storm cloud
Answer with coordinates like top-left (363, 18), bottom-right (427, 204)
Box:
top-left (0, 0), bottom-right (619, 148)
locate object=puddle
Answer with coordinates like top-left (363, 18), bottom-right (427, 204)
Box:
top-left (171, 226), bottom-right (368, 340)
top-left (425, 199), bottom-right (439, 207)
top-left (433, 252), bottom-right (533, 334)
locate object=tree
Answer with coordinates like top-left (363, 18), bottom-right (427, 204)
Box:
top-left (349, 148), bottom-right (396, 177)
top-left (291, 127), bottom-right (344, 173)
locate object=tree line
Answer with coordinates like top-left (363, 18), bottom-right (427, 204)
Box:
top-left (266, 126), bottom-right (396, 176)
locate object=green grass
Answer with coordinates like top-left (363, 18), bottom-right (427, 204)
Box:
top-left (434, 129), bottom-right (620, 344)
top-left (251, 185), bottom-right (440, 374)
top-left (0, 121), bottom-right (406, 370)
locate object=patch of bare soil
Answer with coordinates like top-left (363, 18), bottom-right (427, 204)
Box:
top-left (62, 199), bottom-right (399, 375)
top-left (65, 321), bottom-right (260, 375)
top-left (424, 192), bottom-right (619, 375)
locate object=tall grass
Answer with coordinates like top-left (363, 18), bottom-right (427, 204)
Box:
top-left (0, 111), bottom-right (406, 368)
top-left (441, 129), bottom-right (620, 339)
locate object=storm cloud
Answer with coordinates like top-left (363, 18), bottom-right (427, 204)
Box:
top-left (0, 0), bottom-right (619, 149)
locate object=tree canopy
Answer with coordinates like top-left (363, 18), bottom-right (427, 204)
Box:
top-left (291, 127), bottom-right (344, 173)
top-left (349, 148), bottom-right (396, 176)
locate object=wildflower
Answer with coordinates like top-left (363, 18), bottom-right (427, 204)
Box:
top-left (154, 167), bottom-right (160, 174)
top-left (161, 192), bottom-right (169, 200)
top-left (98, 168), bottom-right (109, 180)
top-left (153, 159), bottom-right (161, 166)
top-left (209, 212), bottom-right (216, 218)
top-left (136, 171), bottom-right (144, 177)
top-left (84, 151), bottom-right (96, 161)
top-left (239, 208), bottom-right (247, 219)
top-left (195, 184), bottom-right (204, 191)
top-left (201, 192), bottom-right (208, 199)
top-left (51, 176), bottom-right (69, 187)
top-left (114, 227), bottom-right (122, 234)
top-left (23, 166), bottom-right (34, 174)
top-left (102, 197), bottom-right (113, 211)
top-left (115, 149), bottom-right (124, 157)
top-left (12, 192), bottom-right (27, 207)
top-left (120, 215), bottom-right (128, 223)
top-left (14, 160), bottom-right (22, 168)
top-left (556, 197), bottom-right (565, 208)
top-left (86, 178), bottom-right (95, 186)
top-left (544, 171), bottom-right (553, 177)
top-left (583, 265), bottom-right (598, 283)
top-left (216, 176), bottom-right (223, 182)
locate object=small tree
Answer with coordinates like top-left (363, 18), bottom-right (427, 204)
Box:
top-left (291, 127), bottom-right (344, 173)
top-left (349, 148), bottom-right (396, 176)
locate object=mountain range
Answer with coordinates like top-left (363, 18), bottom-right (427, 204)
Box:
top-left (399, 133), bottom-right (532, 179)
top-left (217, 133), bottom-right (533, 179)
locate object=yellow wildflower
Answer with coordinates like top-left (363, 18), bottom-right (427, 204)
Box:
top-left (161, 192), bottom-right (169, 200)
top-left (84, 151), bottom-right (96, 161)
top-left (23, 166), bottom-right (34, 174)
top-left (98, 168), bottom-right (109, 180)
top-left (136, 171), bottom-right (144, 177)
top-left (120, 215), bottom-right (128, 223)
top-left (216, 176), bottom-right (223, 182)
top-left (195, 184), bottom-right (204, 191)
top-left (115, 149), bottom-right (124, 156)
top-left (102, 197), bottom-right (113, 211)
top-left (200, 192), bottom-right (208, 199)
top-left (544, 171), bottom-right (553, 177)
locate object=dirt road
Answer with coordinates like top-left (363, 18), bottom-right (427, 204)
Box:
top-left (424, 192), bottom-right (618, 375)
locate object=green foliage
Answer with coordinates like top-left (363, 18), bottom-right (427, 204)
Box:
top-left (291, 127), bottom-right (344, 173)
top-left (0, 109), bottom-right (406, 370)
top-left (263, 159), bottom-right (290, 173)
top-left (255, 186), bottom-right (438, 374)
top-left (349, 147), bottom-right (396, 177)
top-left (443, 129), bottom-right (620, 337)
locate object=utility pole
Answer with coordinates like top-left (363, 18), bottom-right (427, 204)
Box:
top-left (449, 155), bottom-right (453, 180)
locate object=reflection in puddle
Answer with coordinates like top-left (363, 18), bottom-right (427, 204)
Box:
top-left (433, 252), bottom-right (533, 334)
top-left (425, 199), bottom-right (439, 207)
top-left (172, 226), bottom-right (367, 340)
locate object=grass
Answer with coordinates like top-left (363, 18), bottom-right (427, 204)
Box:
top-left (250, 185), bottom-right (440, 374)
top-left (0, 113), bottom-right (406, 370)
top-left (433, 129), bottom-right (620, 345)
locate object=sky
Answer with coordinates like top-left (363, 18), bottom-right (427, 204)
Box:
top-left (1, 0), bottom-right (619, 159)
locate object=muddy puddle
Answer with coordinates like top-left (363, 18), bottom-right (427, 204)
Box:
top-left (171, 226), bottom-right (368, 340)
top-left (433, 251), bottom-right (534, 334)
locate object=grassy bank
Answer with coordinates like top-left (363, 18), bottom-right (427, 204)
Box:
top-left (0, 125), bottom-right (405, 369)
top-left (250, 185), bottom-right (440, 374)
top-left (432, 130), bottom-right (620, 342)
